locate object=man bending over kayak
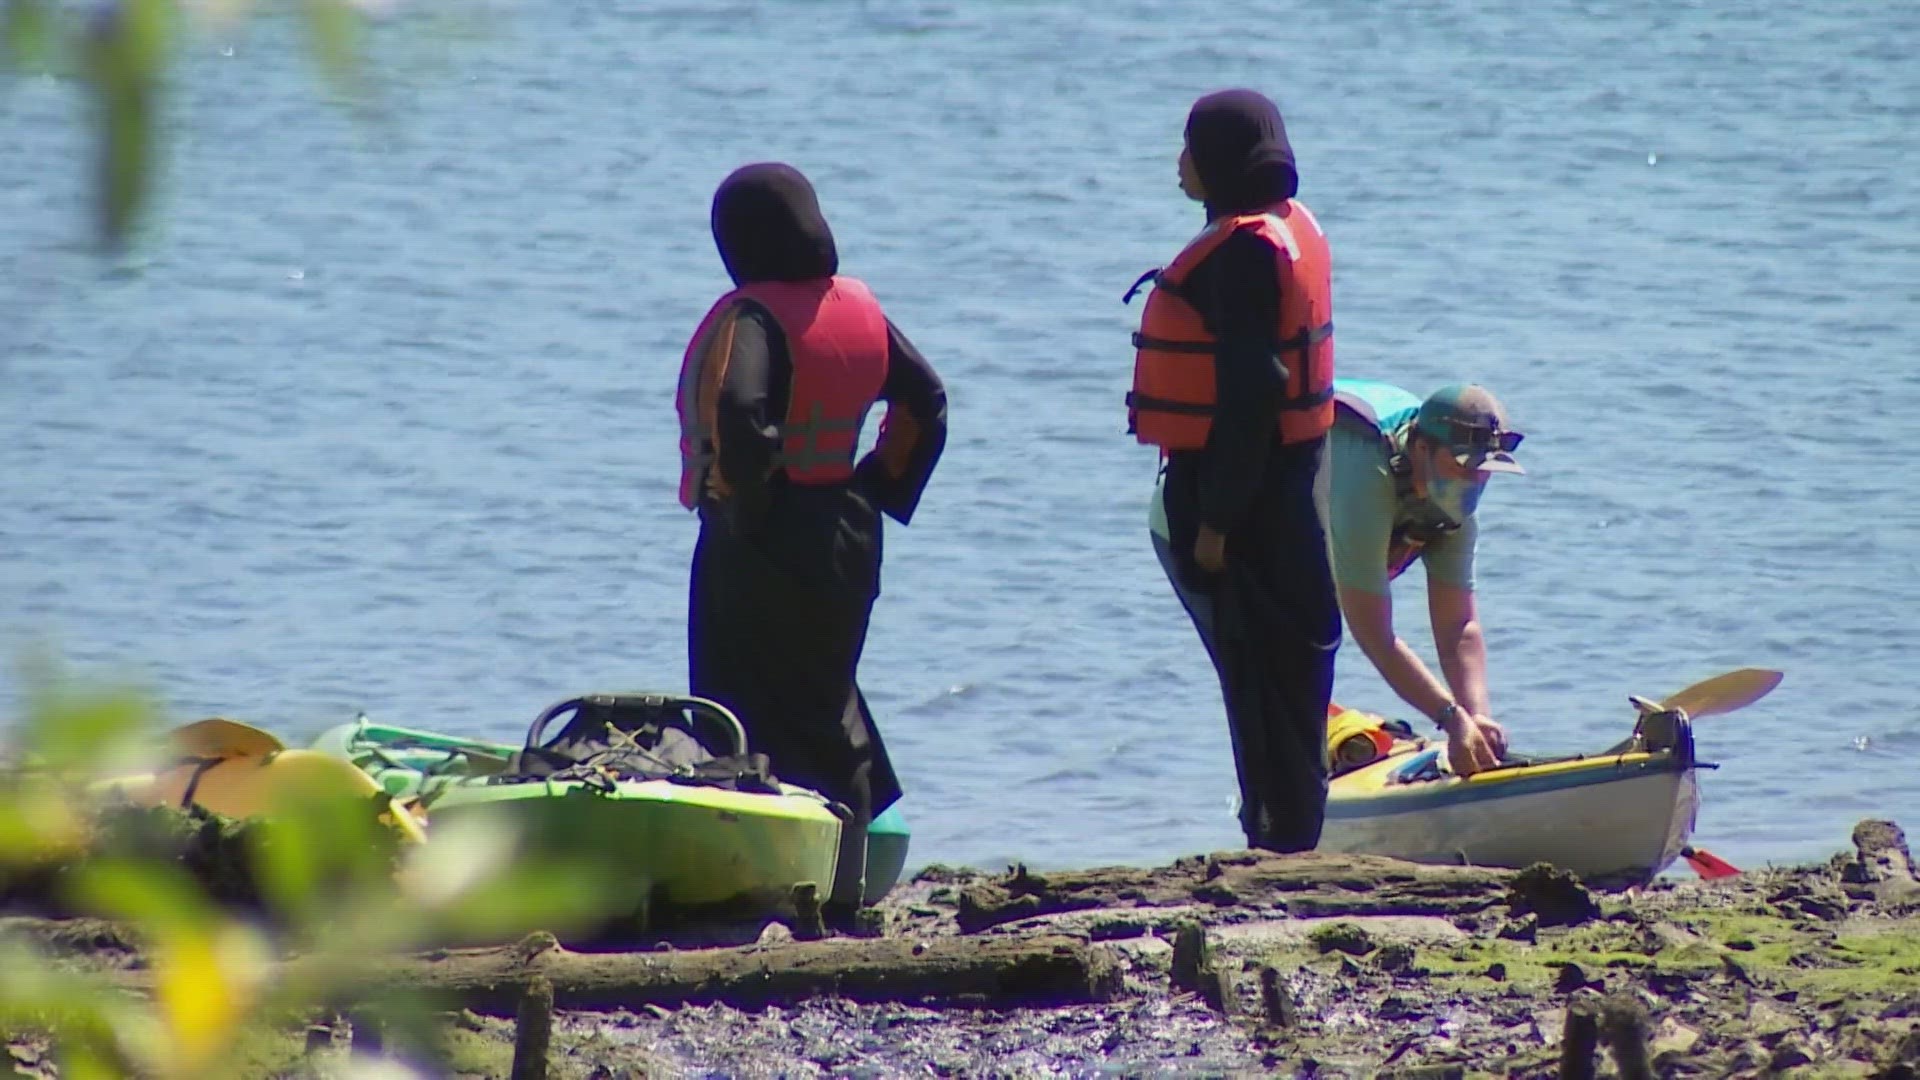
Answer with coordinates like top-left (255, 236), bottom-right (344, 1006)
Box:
top-left (1324, 378), bottom-right (1525, 776)
top-left (1152, 377), bottom-right (1525, 777)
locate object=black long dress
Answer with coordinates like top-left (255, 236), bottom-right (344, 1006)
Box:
top-left (688, 305), bottom-right (946, 834)
top-left (1150, 91), bottom-right (1343, 853)
top-left (683, 163), bottom-right (946, 919)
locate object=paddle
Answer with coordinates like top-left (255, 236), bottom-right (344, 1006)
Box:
top-left (1609, 667), bottom-right (1786, 757)
top-left (1681, 845), bottom-right (1742, 881)
top-left (1337, 666), bottom-right (1785, 765)
top-left (1654, 667), bottom-right (1784, 720)
top-left (167, 717), bottom-right (287, 760)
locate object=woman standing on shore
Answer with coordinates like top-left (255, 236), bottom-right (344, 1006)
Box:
top-left (675, 163), bottom-right (948, 923)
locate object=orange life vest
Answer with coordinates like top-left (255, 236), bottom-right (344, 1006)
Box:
top-left (676, 276), bottom-right (890, 510)
top-left (1124, 200), bottom-right (1336, 451)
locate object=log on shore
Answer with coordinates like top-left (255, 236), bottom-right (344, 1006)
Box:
top-left (956, 851), bottom-right (1516, 933)
top-left (284, 931), bottom-right (1126, 1016)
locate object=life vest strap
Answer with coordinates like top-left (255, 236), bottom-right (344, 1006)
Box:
top-left (174, 755), bottom-right (225, 809)
top-left (683, 406), bottom-right (867, 473)
top-left (1280, 321), bottom-right (1335, 351)
top-left (1134, 322), bottom-right (1334, 358)
top-left (1121, 268), bottom-right (1163, 305)
top-left (1282, 385), bottom-right (1337, 410)
top-left (770, 400), bottom-right (867, 471)
top-left (1131, 331), bottom-right (1214, 355)
top-left (1125, 391), bottom-right (1213, 417)
top-left (1127, 386), bottom-right (1334, 418)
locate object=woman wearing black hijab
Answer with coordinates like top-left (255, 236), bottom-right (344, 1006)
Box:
top-left (675, 163), bottom-right (947, 918)
top-left (1126, 89), bottom-right (1343, 853)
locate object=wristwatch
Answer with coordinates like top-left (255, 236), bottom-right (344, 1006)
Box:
top-left (1435, 701), bottom-right (1465, 730)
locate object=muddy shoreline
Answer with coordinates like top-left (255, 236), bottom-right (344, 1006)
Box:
top-left (7, 819), bottom-right (1920, 1078)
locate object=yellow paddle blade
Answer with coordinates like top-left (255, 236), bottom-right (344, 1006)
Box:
top-left (1661, 668), bottom-right (1784, 720)
top-left (167, 717), bottom-right (287, 760)
top-left (384, 799), bottom-right (429, 846)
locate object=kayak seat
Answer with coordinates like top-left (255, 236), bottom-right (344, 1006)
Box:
top-left (1384, 748), bottom-right (1594, 786)
top-left (494, 693), bottom-right (794, 799)
top-left (1387, 749), bottom-right (1444, 785)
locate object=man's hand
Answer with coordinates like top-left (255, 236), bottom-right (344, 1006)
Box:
top-left (1473, 714), bottom-right (1508, 758)
top-left (1194, 525), bottom-right (1226, 574)
top-left (1441, 712), bottom-right (1504, 777)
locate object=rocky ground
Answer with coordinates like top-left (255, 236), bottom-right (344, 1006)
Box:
top-left (7, 819), bottom-right (1920, 1078)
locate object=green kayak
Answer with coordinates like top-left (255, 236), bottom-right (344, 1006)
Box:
top-left (864, 803), bottom-right (912, 905)
top-left (309, 693), bottom-right (912, 922)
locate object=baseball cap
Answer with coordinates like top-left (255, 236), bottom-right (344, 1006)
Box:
top-left (1414, 385), bottom-right (1525, 475)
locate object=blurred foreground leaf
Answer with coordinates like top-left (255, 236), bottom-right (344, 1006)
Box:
top-left (0, 774), bottom-right (91, 867)
top-left (79, 0), bottom-right (172, 251)
top-left (55, 1040), bottom-right (132, 1080)
top-left (0, 936), bottom-right (132, 1077)
top-left (13, 688), bottom-right (156, 775)
top-left (419, 858), bottom-right (624, 943)
top-left (2, 656), bottom-right (634, 1078)
top-left (3, 0), bottom-right (52, 72)
top-left (8, 0), bottom-right (474, 247)
top-left (72, 861), bottom-right (272, 1076)
top-left (301, 0), bottom-right (363, 101)
top-left (247, 788), bottom-right (397, 935)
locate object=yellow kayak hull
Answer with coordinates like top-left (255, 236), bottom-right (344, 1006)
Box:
top-left (88, 747), bottom-right (427, 845)
top-left (1320, 708), bottom-right (1700, 884)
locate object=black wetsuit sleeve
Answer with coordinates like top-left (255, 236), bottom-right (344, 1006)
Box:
top-left (712, 300), bottom-right (791, 531)
top-left (715, 303), bottom-right (945, 529)
top-left (856, 318), bottom-right (948, 525)
top-left (1182, 228), bottom-right (1286, 534)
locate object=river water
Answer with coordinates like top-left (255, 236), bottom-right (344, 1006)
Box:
top-left (4, 0), bottom-right (1916, 875)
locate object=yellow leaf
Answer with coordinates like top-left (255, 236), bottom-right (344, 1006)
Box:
top-left (152, 922), bottom-right (270, 1074)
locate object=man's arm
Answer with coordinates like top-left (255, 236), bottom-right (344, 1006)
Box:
top-left (1429, 583), bottom-right (1490, 717)
top-left (1330, 448), bottom-right (1461, 726)
top-left (1422, 521), bottom-right (1489, 716)
top-left (1340, 585), bottom-right (1462, 726)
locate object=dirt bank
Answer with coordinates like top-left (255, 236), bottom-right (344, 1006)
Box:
top-left (7, 820), bottom-right (1919, 1078)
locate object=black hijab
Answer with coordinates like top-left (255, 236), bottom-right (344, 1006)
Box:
top-left (710, 163), bottom-right (840, 286)
top-left (1184, 89), bottom-right (1299, 215)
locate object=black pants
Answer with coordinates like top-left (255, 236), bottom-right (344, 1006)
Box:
top-left (688, 484), bottom-right (901, 905)
top-left (1154, 438), bottom-right (1341, 853)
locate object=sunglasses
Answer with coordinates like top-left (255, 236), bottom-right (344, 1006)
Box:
top-left (1429, 418), bottom-right (1523, 454)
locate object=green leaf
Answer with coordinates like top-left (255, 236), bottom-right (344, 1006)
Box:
top-left (248, 783), bottom-right (400, 927)
top-left (93, 57), bottom-right (154, 251)
top-left (0, 937), bottom-right (133, 1075)
top-left (0, 778), bottom-right (89, 867)
top-left (0, 938), bottom-right (116, 1024)
top-left (301, 0), bottom-right (361, 100)
top-left (68, 859), bottom-right (215, 940)
top-left (427, 859), bottom-right (628, 941)
top-left (120, 0), bottom-right (170, 79)
top-left (14, 679), bottom-right (156, 775)
top-left (391, 814), bottom-right (626, 940)
top-left (52, 1039), bottom-right (128, 1080)
top-left (3, 0), bottom-right (52, 73)
top-left (79, 0), bottom-right (173, 251)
